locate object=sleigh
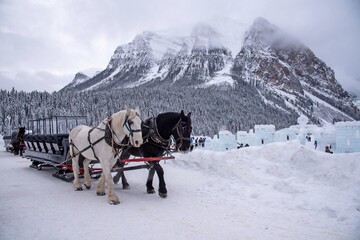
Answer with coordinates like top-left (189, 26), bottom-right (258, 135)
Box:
top-left (22, 115), bottom-right (175, 182)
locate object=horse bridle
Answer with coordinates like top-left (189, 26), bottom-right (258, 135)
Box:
top-left (171, 118), bottom-right (192, 151)
top-left (123, 113), bottom-right (142, 141)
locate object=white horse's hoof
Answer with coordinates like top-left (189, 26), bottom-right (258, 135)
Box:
top-left (97, 192), bottom-right (106, 196)
top-left (109, 200), bottom-right (120, 205)
top-left (84, 184), bottom-right (91, 190)
top-left (75, 187), bottom-right (83, 191)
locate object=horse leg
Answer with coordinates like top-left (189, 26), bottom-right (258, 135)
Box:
top-left (117, 151), bottom-right (130, 189)
top-left (113, 162), bottom-right (130, 189)
top-left (120, 171), bottom-right (130, 189)
top-left (103, 163), bottom-right (120, 205)
top-left (72, 155), bottom-right (83, 191)
top-left (146, 166), bottom-right (156, 194)
top-left (96, 173), bottom-right (106, 196)
top-left (97, 159), bottom-right (120, 205)
top-left (82, 158), bottom-right (92, 189)
top-left (154, 163), bottom-right (167, 198)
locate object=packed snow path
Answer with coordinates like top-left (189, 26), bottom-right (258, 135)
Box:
top-left (0, 141), bottom-right (359, 240)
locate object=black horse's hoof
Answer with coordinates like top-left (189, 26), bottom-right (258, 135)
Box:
top-left (147, 188), bottom-right (155, 194)
top-left (97, 192), bottom-right (106, 196)
top-left (159, 192), bottom-right (167, 198)
top-left (122, 184), bottom-right (130, 190)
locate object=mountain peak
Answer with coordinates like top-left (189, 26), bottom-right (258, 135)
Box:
top-left (190, 23), bottom-right (219, 38)
top-left (74, 72), bottom-right (89, 79)
top-left (252, 17), bottom-right (274, 30)
top-left (60, 72), bottom-right (90, 91)
top-left (61, 17), bottom-right (360, 123)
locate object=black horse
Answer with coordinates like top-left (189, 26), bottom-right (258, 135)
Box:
top-left (113, 110), bottom-right (192, 198)
top-left (11, 127), bottom-right (26, 156)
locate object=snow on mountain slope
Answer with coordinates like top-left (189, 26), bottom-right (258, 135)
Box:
top-left (305, 90), bottom-right (354, 122)
top-left (61, 17), bottom-right (360, 124)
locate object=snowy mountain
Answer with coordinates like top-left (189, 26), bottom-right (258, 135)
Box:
top-left (61, 72), bottom-right (90, 91)
top-left (61, 17), bottom-right (360, 125)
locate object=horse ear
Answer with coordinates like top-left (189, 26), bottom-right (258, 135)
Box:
top-left (187, 112), bottom-right (191, 118)
top-left (180, 110), bottom-right (185, 117)
top-left (135, 106), bottom-right (141, 117)
top-left (126, 107), bottom-right (131, 116)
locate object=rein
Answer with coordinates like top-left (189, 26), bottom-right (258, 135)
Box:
top-left (171, 118), bottom-right (191, 150)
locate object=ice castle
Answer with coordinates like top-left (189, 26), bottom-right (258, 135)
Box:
top-left (200, 115), bottom-right (360, 153)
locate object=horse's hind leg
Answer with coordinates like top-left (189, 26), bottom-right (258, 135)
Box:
top-left (82, 158), bottom-right (92, 189)
top-left (121, 171), bottom-right (130, 189)
top-left (72, 155), bottom-right (83, 191)
top-left (96, 173), bottom-right (106, 196)
top-left (114, 170), bottom-right (130, 189)
top-left (113, 152), bottom-right (130, 189)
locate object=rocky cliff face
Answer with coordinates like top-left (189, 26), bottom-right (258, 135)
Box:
top-left (61, 72), bottom-right (90, 91)
top-left (62, 17), bottom-right (360, 124)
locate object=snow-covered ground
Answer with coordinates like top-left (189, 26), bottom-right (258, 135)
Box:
top-left (1, 139), bottom-right (359, 240)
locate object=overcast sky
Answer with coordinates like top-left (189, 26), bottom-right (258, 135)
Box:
top-left (0, 0), bottom-right (359, 95)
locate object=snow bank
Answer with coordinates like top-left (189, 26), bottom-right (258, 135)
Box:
top-left (0, 141), bottom-right (359, 240)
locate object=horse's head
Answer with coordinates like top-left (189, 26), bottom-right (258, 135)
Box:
top-left (123, 107), bottom-right (143, 148)
top-left (172, 110), bottom-right (192, 152)
top-left (18, 127), bottom-right (25, 138)
top-left (11, 127), bottom-right (26, 143)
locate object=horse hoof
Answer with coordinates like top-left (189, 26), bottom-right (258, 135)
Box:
top-left (84, 184), bottom-right (91, 190)
top-left (75, 187), bottom-right (83, 191)
top-left (147, 189), bottom-right (155, 194)
top-left (109, 200), bottom-right (120, 205)
top-left (123, 184), bottom-right (130, 190)
top-left (97, 192), bottom-right (106, 196)
top-left (159, 192), bottom-right (167, 198)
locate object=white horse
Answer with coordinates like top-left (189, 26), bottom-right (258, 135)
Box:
top-left (69, 108), bottom-right (143, 204)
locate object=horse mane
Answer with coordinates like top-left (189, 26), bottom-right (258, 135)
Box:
top-left (110, 110), bottom-right (126, 130)
top-left (157, 112), bottom-right (180, 120)
top-left (155, 112), bottom-right (182, 140)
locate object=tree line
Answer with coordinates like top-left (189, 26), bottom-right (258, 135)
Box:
top-left (0, 84), bottom-right (299, 137)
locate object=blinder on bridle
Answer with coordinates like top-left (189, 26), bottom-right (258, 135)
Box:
top-left (123, 112), bottom-right (142, 138)
top-left (172, 117), bottom-right (192, 151)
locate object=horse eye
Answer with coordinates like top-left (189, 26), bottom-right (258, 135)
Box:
top-left (128, 120), bottom-right (133, 125)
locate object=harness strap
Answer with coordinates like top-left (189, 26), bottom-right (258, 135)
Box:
top-left (68, 135), bottom-right (105, 161)
top-left (88, 126), bottom-right (105, 161)
top-left (105, 118), bottom-right (131, 153)
top-left (149, 117), bottom-right (170, 149)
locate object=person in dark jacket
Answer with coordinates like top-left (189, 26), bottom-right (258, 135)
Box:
top-left (325, 146), bottom-right (333, 154)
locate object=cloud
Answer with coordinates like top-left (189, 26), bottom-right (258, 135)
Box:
top-left (0, 0), bottom-right (359, 94)
top-left (0, 70), bottom-right (73, 92)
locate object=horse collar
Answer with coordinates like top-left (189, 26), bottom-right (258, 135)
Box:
top-left (149, 117), bottom-right (170, 148)
top-left (104, 118), bottom-right (129, 152)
